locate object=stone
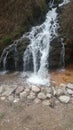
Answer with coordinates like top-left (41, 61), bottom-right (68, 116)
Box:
top-left (20, 91), bottom-right (28, 100)
top-left (38, 92), bottom-right (46, 100)
top-left (67, 89), bottom-right (73, 95)
top-left (51, 81), bottom-right (56, 87)
top-left (66, 83), bottom-right (73, 90)
top-left (13, 98), bottom-right (20, 103)
top-left (27, 92), bottom-right (36, 100)
top-left (34, 98), bottom-right (41, 104)
top-left (8, 95), bottom-right (14, 102)
top-left (59, 95), bottom-right (70, 103)
top-left (56, 88), bottom-right (64, 96)
top-left (46, 93), bottom-right (52, 98)
top-left (42, 100), bottom-right (50, 106)
top-left (0, 86), bottom-right (5, 94)
top-left (52, 87), bottom-right (57, 96)
top-left (59, 83), bottom-right (66, 88)
top-left (27, 95), bottom-right (35, 100)
top-left (15, 86), bottom-right (24, 95)
top-left (25, 88), bottom-right (30, 93)
top-left (0, 96), bottom-right (6, 100)
top-left (31, 86), bottom-right (40, 93)
top-left (2, 85), bottom-right (17, 96)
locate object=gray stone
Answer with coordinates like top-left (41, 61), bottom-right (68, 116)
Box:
top-left (8, 95), bottom-right (14, 102)
top-left (27, 92), bottom-right (36, 100)
top-left (25, 88), bottom-right (30, 93)
top-left (13, 98), bottom-right (20, 103)
top-left (2, 85), bottom-right (17, 96)
top-left (15, 86), bottom-right (24, 95)
top-left (0, 96), bottom-right (6, 100)
top-left (56, 88), bottom-right (64, 96)
top-left (38, 92), bottom-right (46, 100)
top-left (34, 98), bottom-right (41, 104)
top-left (27, 95), bottom-right (35, 100)
top-left (66, 83), bottom-right (73, 90)
top-left (20, 91), bottom-right (28, 100)
top-left (42, 100), bottom-right (50, 106)
top-left (0, 86), bottom-right (5, 94)
top-left (31, 86), bottom-right (40, 93)
top-left (59, 95), bottom-right (70, 103)
top-left (46, 93), bottom-right (52, 98)
top-left (59, 83), bottom-right (66, 88)
top-left (67, 89), bottom-right (73, 95)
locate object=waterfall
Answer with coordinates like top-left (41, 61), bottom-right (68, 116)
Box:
top-left (22, 7), bottom-right (58, 85)
top-left (0, 0), bottom-right (70, 85)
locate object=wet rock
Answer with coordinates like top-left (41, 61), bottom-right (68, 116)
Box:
top-left (59, 95), bottom-right (70, 103)
top-left (31, 86), bottom-right (40, 93)
top-left (15, 86), bottom-right (24, 95)
top-left (42, 100), bottom-right (50, 106)
top-left (38, 92), bottom-right (46, 100)
top-left (49, 38), bottom-right (62, 69)
top-left (66, 83), bottom-right (73, 90)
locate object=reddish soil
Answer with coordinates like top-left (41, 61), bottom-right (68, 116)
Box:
top-left (51, 64), bottom-right (73, 86)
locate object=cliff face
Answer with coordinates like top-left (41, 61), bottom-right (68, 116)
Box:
top-left (59, 0), bottom-right (73, 64)
top-left (0, 0), bottom-right (48, 54)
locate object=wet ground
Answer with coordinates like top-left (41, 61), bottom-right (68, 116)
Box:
top-left (51, 64), bottom-right (73, 86)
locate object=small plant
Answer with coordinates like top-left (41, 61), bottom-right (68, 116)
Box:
top-left (0, 112), bottom-right (5, 120)
top-left (2, 36), bottom-right (12, 45)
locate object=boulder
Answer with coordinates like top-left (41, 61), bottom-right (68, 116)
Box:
top-left (59, 95), bottom-right (70, 103)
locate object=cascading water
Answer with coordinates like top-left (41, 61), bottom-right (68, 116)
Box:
top-left (0, 0), bottom-right (70, 85)
top-left (23, 7), bottom-right (58, 86)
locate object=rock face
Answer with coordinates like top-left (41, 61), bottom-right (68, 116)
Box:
top-left (0, 37), bottom-right (30, 71)
top-left (59, 0), bottom-right (73, 64)
top-left (49, 38), bottom-right (62, 69)
top-left (0, 0), bottom-right (48, 56)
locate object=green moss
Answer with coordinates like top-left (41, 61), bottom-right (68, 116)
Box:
top-left (2, 36), bottom-right (12, 45)
top-left (12, 26), bottom-right (27, 39)
top-left (0, 112), bottom-right (5, 120)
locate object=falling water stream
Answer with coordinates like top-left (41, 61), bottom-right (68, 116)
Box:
top-left (0, 0), bottom-right (70, 85)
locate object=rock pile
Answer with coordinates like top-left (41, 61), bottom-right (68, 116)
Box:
top-left (0, 83), bottom-right (73, 107)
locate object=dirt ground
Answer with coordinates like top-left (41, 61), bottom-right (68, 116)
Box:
top-left (0, 99), bottom-right (73, 130)
top-left (0, 66), bottom-right (73, 130)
